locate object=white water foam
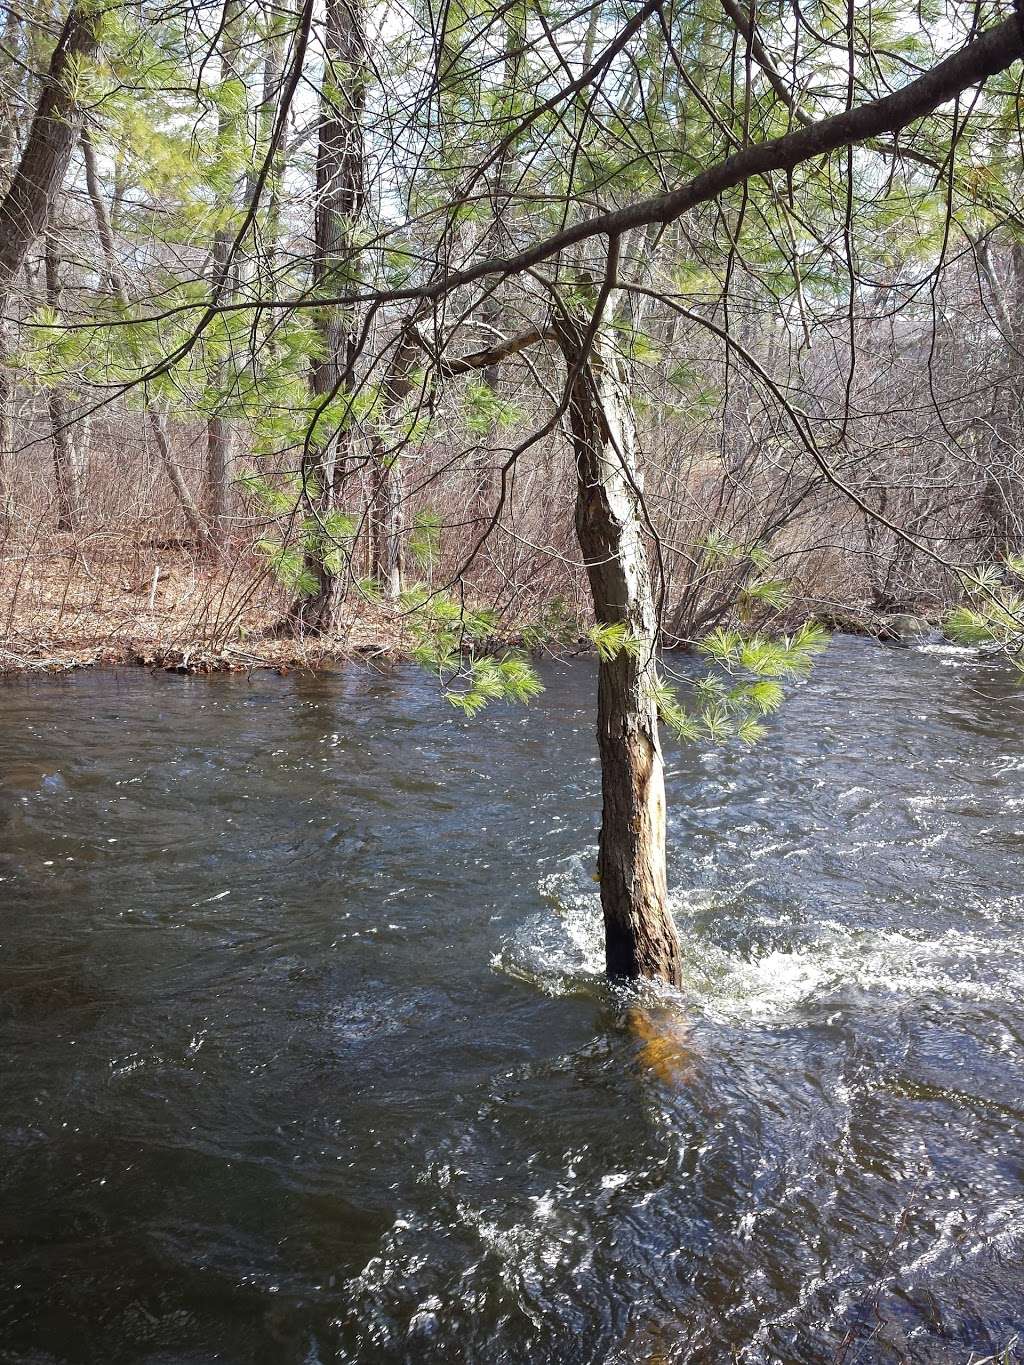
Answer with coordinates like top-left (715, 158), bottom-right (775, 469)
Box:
top-left (494, 865), bottom-right (1024, 1022)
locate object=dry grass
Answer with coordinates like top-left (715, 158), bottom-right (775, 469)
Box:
top-left (0, 533), bottom-right (415, 676)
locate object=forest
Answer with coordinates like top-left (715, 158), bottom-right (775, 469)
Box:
top-left (2, 0), bottom-right (1024, 1359)
top-left (2, 0), bottom-right (1022, 644)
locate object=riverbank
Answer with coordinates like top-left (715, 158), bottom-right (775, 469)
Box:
top-left (0, 539), bottom-right (421, 676)
top-left (0, 632), bottom-right (402, 676)
top-left (0, 537), bottom-right (944, 677)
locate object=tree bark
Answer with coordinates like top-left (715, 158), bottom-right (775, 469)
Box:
top-left (0, 337), bottom-right (13, 537)
top-left (557, 308), bottom-right (682, 987)
top-left (245, 0), bottom-right (290, 306)
top-left (0, 4), bottom-right (25, 191)
top-left (0, 3), bottom-right (104, 291)
top-left (284, 0), bottom-right (367, 633)
top-left (0, 0), bottom-right (104, 535)
top-left (369, 328), bottom-right (419, 597)
top-left (207, 0), bottom-right (243, 534)
top-left (43, 224), bottom-right (84, 531)
top-left (979, 237), bottom-right (1024, 555)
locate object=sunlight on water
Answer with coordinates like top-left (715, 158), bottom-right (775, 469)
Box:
top-left (497, 867), bottom-right (1024, 1024)
top-left (3, 640), bottom-right (1024, 1362)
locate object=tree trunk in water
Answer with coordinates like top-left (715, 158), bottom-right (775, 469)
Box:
top-left (80, 128), bottom-right (211, 550)
top-left (0, 0), bottom-right (104, 536)
top-left (284, 0), bottom-right (366, 633)
top-left (44, 225), bottom-right (84, 531)
top-left (557, 312), bottom-right (682, 987)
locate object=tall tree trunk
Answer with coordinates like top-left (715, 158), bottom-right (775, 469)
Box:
top-left (979, 237), bottom-right (1024, 556)
top-left (469, 2), bottom-right (524, 523)
top-left (43, 223), bottom-right (84, 531)
top-left (245, 0), bottom-right (290, 307)
top-left (0, 2), bottom-right (102, 287)
top-left (284, 0), bottom-right (366, 633)
top-left (80, 127), bottom-right (211, 549)
top-left (0, 0), bottom-right (104, 535)
top-left (1007, 240), bottom-right (1024, 554)
top-left (207, 0), bottom-right (243, 535)
top-left (0, 346), bottom-right (14, 536)
top-left (556, 308), bottom-right (682, 987)
top-left (371, 440), bottom-right (407, 599)
top-left (368, 326), bottom-right (419, 596)
top-left (0, 4), bottom-right (25, 191)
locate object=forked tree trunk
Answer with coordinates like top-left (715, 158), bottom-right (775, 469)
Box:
top-left (557, 310), bottom-right (682, 987)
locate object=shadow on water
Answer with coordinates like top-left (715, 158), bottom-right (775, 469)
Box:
top-left (1, 638), bottom-right (1024, 1362)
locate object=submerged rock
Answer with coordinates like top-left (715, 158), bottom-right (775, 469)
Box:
top-left (817, 609), bottom-right (937, 644)
top-left (878, 613), bottom-right (937, 644)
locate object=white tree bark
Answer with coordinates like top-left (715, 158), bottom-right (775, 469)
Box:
top-left (557, 302), bottom-right (682, 986)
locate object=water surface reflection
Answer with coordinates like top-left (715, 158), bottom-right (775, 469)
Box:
top-left (2, 639), bottom-right (1023, 1362)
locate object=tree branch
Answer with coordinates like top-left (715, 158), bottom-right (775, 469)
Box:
top-left (369, 13), bottom-right (1024, 307)
top-left (438, 327), bottom-right (556, 378)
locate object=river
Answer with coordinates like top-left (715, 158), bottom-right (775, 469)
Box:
top-left (2, 637), bottom-right (1023, 1362)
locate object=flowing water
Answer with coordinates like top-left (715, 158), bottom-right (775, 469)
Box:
top-left (2, 637), bottom-right (1023, 1364)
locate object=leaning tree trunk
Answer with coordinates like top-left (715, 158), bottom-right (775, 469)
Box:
top-left (0, 0), bottom-right (103, 535)
top-left (284, 0), bottom-right (367, 634)
top-left (557, 309), bottom-right (682, 987)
